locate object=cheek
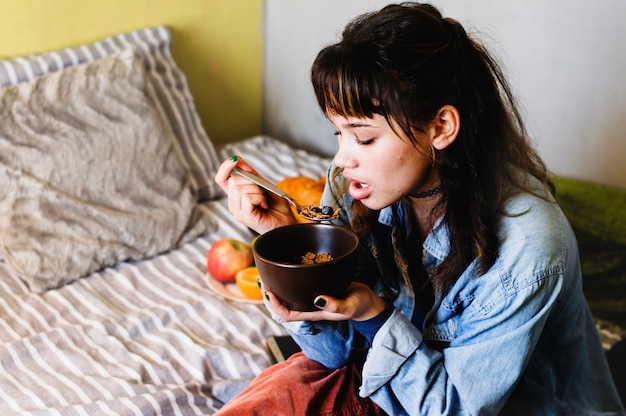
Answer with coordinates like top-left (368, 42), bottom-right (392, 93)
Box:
top-left (394, 146), bottom-right (422, 174)
top-left (391, 148), bottom-right (432, 186)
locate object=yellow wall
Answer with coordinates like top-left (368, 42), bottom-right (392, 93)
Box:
top-left (0, 0), bottom-right (264, 145)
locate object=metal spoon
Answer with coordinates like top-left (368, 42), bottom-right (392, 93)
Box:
top-left (230, 167), bottom-right (339, 221)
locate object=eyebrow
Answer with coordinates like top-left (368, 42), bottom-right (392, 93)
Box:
top-left (342, 122), bottom-right (375, 129)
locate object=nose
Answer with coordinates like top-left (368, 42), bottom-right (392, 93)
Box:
top-left (333, 137), bottom-right (356, 169)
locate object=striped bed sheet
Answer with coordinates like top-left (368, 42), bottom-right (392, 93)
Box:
top-left (0, 135), bottom-right (332, 415)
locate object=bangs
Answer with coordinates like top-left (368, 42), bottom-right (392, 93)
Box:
top-left (311, 45), bottom-right (385, 118)
top-left (311, 41), bottom-right (432, 145)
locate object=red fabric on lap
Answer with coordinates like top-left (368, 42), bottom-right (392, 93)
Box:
top-left (216, 352), bottom-right (386, 416)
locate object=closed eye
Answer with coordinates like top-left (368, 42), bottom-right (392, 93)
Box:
top-left (333, 128), bottom-right (375, 145)
top-left (356, 137), bottom-right (375, 145)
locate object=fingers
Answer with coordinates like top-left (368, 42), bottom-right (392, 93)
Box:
top-left (260, 281), bottom-right (386, 323)
top-left (215, 156), bottom-right (296, 233)
top-left (306, 282), bottom-right (389, 321)
top-left (259, 280), bottom-right (329, 322)
top-left (214, 155), bottom-right (257, 193)
top-left (214, 155), bottom-right (237, 193)
top-left (227, 179), bottom-right (269, 220)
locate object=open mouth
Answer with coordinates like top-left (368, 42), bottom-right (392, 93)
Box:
top-left (348, 180), bottom-right (371, 201)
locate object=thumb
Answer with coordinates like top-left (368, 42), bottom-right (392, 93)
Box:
top-left (313, 296), bottom-right (328, 309)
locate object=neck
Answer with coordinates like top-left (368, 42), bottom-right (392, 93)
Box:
top-left (409, 186), bottom-right (441, 199)
top-left (408, 186), bottom-right (443, 242)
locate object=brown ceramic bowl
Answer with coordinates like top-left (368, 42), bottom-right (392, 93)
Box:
top-left (252, 223), bottom-right (359, 311)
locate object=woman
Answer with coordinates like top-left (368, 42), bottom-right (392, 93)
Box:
top-left (215, 3), bottom-right (624, 415)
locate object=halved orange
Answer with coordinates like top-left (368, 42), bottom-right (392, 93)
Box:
top-left (235, 266), bottom-right (263, 300)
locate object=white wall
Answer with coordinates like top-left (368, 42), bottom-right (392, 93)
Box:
top-left (263, 0), bottom-right (626, 189)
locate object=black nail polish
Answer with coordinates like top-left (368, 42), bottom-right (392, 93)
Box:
top-left (314, 297), bottom-right (327, 307)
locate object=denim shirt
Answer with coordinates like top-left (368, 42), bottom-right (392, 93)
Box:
top-left (267, 166), bottom-right (624, 415)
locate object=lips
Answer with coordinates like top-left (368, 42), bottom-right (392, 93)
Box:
top-left (343, 172), bottom-right (371, 200)
top-left (349, 181), bottom-right (371, 200)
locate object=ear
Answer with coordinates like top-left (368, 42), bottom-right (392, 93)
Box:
top-left (431, 105), bottom-right (460, 150)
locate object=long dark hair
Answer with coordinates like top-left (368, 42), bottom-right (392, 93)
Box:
top-left (311, 2), bottom-right (553, 294)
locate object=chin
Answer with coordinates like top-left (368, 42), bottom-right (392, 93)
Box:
top-left (358, 198), bottom-right (388, 211)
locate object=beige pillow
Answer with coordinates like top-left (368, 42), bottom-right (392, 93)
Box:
top-left (0, 26), bottom-right (222, 201)
top-left (0, 47), bottom-right (212, 292)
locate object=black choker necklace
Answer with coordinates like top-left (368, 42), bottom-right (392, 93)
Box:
top-left (409, 187), bottom-right (441, 199)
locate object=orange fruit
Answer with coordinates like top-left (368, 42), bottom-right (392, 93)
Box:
top-left (277, 176), bottom-right (325, 223)
top-left (235, 266), bottom-right (263, 300)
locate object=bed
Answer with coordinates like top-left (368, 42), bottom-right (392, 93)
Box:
top-left (0, 26), bottom-right (332, 414)
top-left (1, 26), bottom-right (623, 414)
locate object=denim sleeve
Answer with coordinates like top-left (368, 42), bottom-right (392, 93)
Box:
top-left (264, 297), bottom-right (365, 368)
top-left (290, 320), bottom-right (364, 369)
top-left (360, 273), bottom-right (563, 416)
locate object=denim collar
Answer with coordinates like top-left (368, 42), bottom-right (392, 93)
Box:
top-left (377, 200), bottom-right (449, 263)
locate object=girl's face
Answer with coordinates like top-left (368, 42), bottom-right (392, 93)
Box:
top-left (329, 113), bottom-right (439, 211)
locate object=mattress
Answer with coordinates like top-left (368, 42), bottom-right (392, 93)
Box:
top-left (0, 135), bottom-right (332, 415)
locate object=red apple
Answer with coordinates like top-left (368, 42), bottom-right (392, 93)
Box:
top-left (207, 238), bottom-right (253, 283)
